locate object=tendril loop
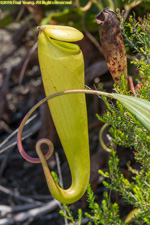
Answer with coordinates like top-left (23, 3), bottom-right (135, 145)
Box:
top-left (17, 95), bottom-right (55, 163)
top-left (17, 89), bottom-right (110, 163)
top-left (36, 138), bottom-right (54, 161)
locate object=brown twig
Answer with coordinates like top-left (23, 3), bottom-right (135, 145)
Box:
top-left (19, 42), bottom-right (38, 86)
top-left (0, 147), bottom-right (13, 182)
top-left (128, 76), bottom-right (137, 97)
top-left (0, 114), bottom-right (38, 154)
top-left (0, 185), bottom-right (42, 205)
top-left (0, 200), bottom-right (59, 225)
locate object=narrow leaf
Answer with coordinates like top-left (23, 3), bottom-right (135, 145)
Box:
top-left (112, 93), bottom-right (150, 132)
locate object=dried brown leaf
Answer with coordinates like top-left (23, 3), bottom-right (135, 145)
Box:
top-left (96, 9), bottom-right (128, 88)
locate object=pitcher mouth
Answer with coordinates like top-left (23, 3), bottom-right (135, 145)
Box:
top-left (49, 38), bottom-right (81, 54)
top-left (37, 25), bottom-right (83, 54)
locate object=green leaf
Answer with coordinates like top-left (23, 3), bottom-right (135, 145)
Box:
top-left (112, 94), bottom-right (150, 132)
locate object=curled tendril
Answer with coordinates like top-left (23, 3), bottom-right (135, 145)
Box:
top-left (76, 0), bottom-right (92, 11)
top-left (76, 0), bottom-right (104, 11)
top-left (36, 138), bottom-right (53, 162)
top-left (17, 89), bottom-right (110, 163)
top-left (99, 123), bottom-right (112, 153)
top-left (17, 95), bottom-right (55, 163)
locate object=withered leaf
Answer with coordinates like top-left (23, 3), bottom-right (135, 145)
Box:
top-left (96, 9), bottom-right (128, 88)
